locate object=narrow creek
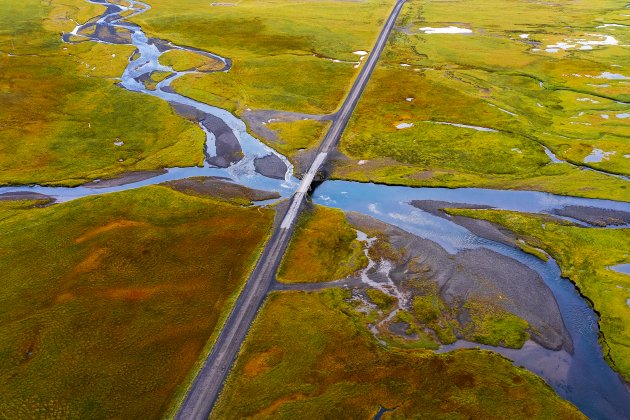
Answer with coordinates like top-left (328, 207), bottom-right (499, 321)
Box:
top-left (2, 0), bottom-right (630, 418)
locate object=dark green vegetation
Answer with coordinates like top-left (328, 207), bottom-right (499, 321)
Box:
top-left (463, 300), bottom-right (530, 349)
top-left (213, 290), bottom-right (583, 418)
top-left (446, 207), bottom-right (630, 381)
top-left (278, 206), bottom-right (366, 283)
top-left (0, 0), bottom-right (205, 186)
top-left (0, 186), bottom-right (274, 418)
top-left (366, 288), bottom-right (397, 311)
top-left (334, 0), bottom-right (630, 201)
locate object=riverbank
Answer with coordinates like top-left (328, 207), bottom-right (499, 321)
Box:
top-left (442, 207), bottom-right (630, 384)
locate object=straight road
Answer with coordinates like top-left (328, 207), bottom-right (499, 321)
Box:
top-left (176, 1), bottom-right (407, 418)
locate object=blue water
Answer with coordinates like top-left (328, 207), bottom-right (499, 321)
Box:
top-left (314, 180), bottom-right (630, 419)
top-left (611, 264), bottom-right (630, 275)
top-left (0, 165), bottom-right (296, 203)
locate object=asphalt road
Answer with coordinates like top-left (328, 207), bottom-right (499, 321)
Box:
top-left (176, 1), bottom-right (407, 418)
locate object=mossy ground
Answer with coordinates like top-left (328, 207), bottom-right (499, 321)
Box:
top-left (280, 208), bottom-right (531, 350)
top-left (213, 290), bottom-right (583, 419)
top-left (446, 208), bottom-right (630, 382)
top-left (334, 0), bottom-right (630, 201)
top-left (0, 0), bottom-right (206, 186)
top-left (277, 205), bottom-right (367, 283)
top-left (0, 186), bottom-right (273, 418)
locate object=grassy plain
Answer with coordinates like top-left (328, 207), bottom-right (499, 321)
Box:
top-left (158, 49), bottom-right (224, 72)
top-left (0, 0), bottom-right (206, 186)
top-left (335, 0), bottom-right (630, 201)
top-left (133, 0), bottom-right (392, 115)
top-left (277, 206), bottom-right (366, 283)
top-left (266, 119), bottom-right (331, 161)
top-left (445, 208), bottom-right (630, 382)
top-left (213, 290), bottom-right (583, 419)
top-left (0, 186), bottom-right (273, 418)
top-left (130, 0), bottom-right (392, 158)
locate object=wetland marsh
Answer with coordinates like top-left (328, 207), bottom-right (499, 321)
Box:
top-left (1, 0), bottom-right (629, 418)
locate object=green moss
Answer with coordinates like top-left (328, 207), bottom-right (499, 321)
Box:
top-left (413, 295), bottom-right (442, 322)
top-left (413, 294), bottom-right (460, 344)
top-left (517, 241), bottom-right (549, 262)
top-left (463, 301), bottom-right (530, 349)
top-left (366, 288), bottom-right (397, 311)
top-left (265, 119), bottom-right (331, 160)
top-left (378, 310), bottom-right (440, 350)
top-left (431, 318), bottom-right (459, 345)
top-left (142, 70), bottom-right (173, 90)
top-left (158, 49), bottom-right (224, 72)
top-left (277, 206), bottom-right (367, 283)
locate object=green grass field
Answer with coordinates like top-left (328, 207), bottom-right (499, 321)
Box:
top-left (129, 0), bottom-right (393, 156)
top-left (132, 0), bottom-right (392, 114)
top-left (158, 49), bottom-right (224, 72)
top-left (265, 119), bottom-right (331, 162)
top-left (277, 206), bottom-right (366, 283)
top-left (334, 0), bottom-right (630, 201)
top-left (445, 208), bottom-right (630, 382)
top-left (213, 290), bottom-right (583, 418)
top-left (0, 186), bottom-right (273, 418)
top-left (0, 0), bottom-right (206, 186)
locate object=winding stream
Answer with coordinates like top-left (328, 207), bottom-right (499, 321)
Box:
top-left (52, 0), bottom-right (298, 199)
top-left (3, 0), bottom-right (630, 418)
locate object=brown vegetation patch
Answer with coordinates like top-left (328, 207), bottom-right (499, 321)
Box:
top-left (73, 247), bottom-right (109, 273)
top-left (54, 292), bottom-right (76, 305)
top-left (243, 346), bottom-right (283, 377)
top-left (255, 393), bottom-right (308, 418)
top-left (95, 283), bottom-right (202, 301)
top-left (74, 220), bottom-right (147, 244)
top-left (0, 187), bottom-right (274, 418)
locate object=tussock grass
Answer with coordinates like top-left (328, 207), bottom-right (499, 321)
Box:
top-left (213, 290), bottom-right (583, 418)
top-left (0, 186), bottom-right (274, 418)
top-left (278, 206), bottom-right (367, 283)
